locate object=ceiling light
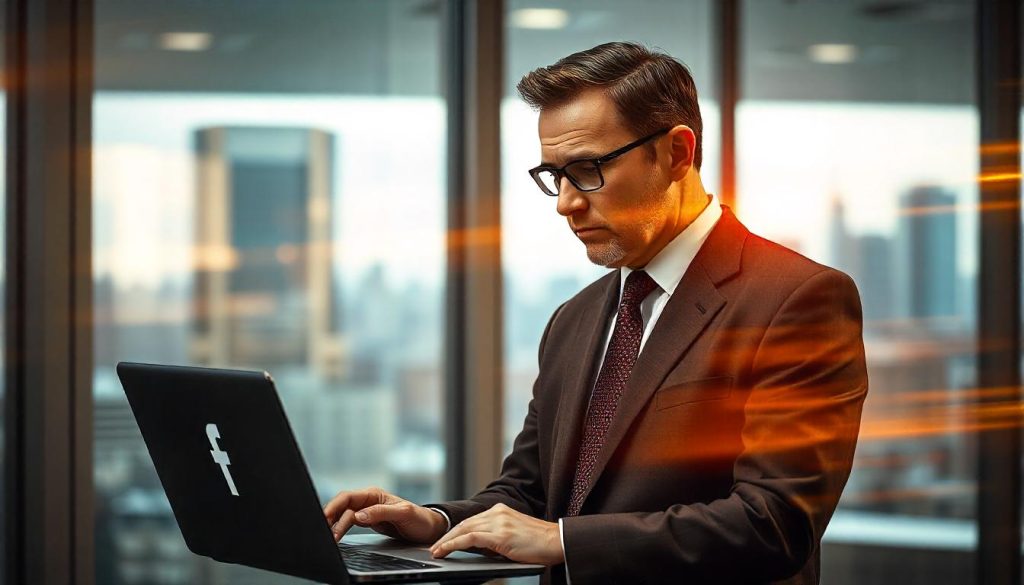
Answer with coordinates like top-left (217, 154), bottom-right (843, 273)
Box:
top-left (808, 44), bottom-right (858, 64)
top-left (510, 8), bottom-right (569, 30)
top-left (159, 32), bottom-right (213, 52)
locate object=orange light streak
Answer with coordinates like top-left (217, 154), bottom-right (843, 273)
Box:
top-left (446, 226), bottom-right (503, 250)
top-left (978, 172), bottom-right (1022, 184)
top-left (979, 141), bottom-right (1020, 155)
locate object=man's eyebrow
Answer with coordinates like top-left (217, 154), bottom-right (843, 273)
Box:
top-left (539, 149), bottom-right (602, 167)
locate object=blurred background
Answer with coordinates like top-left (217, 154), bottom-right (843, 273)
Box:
top-left (2, 0), bottom-right (1022, 584)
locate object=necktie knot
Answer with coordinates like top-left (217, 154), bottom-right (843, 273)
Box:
top-left (620, 270), bottom-right (659, 308)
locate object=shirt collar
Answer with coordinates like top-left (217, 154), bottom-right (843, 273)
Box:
top-left (620, 192), bottom-right (723, 298)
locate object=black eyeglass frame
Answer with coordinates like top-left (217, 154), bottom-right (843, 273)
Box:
top-left (527, 127), bottom-right (671, 196)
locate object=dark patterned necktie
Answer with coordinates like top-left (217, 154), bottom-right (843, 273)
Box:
top-left (566, 270), bottom-right (659, 517)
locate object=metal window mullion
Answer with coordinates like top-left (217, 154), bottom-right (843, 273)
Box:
top-left (4, 0), bottom-right (94, 584)
top-left (716, 0), bottom-right (739, 211)
top-left (72, 0), bottom-right (95, 582)
top-left (976, 1), bottom-right (1021, 584)
top-left (443, 0), bottom-right (504, 501)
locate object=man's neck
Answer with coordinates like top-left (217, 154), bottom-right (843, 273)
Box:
top-left (625, 175), bottom-right (710, 270)
top-left (682, 173), bottom-right (710, 219)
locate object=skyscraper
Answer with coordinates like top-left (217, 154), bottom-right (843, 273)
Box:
top-left (898, 186), bottom-right (957, 324)
top-left (826, 195), bottom-right (895, 323)
top-left (191, 126), bottom-right (345, 378)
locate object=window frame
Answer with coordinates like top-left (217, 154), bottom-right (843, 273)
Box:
top-left (2, 1), bottom-right (1020, 583)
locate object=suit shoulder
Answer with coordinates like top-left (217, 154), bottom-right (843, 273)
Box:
top-left (742, 232), bottom-right (841, 279)
top-left (738, 232), bottom-right (858, 300)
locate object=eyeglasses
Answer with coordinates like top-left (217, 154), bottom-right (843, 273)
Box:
top-left (527, 128), bottom-right (670, 197)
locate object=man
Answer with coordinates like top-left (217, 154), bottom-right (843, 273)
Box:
top-left (324, 41), bottom-right (868, 584)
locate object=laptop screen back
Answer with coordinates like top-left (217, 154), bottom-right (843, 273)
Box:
top-left (117, 362), bottom-right (347, 583)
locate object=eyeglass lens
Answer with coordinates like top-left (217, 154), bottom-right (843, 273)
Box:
top-left (535, 160), bottom-right (603, 196)
top-left (565, 160), bottom-right (602, 190)
top-left (535, 169), bottom-right (560, 195)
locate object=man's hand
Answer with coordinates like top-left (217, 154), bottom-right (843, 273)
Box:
top-left (323, 486), bottom-right (447, 544)
top-left (429, 503), bottom-right (564, 566)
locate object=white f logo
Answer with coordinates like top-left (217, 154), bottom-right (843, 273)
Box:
top-left (206, 423), bottom-right (239, 496)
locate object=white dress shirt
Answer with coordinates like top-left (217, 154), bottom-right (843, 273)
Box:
top-left (560, 193), bottom-right (722, 581)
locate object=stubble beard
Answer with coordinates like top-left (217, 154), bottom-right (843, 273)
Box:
top-left (584, 202), bottom-right (662, 269)
top-left (585, 238), bottom-right (628, 267)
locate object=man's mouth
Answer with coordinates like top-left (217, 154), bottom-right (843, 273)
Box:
top-left (574, 226), bottom-right (606, 238)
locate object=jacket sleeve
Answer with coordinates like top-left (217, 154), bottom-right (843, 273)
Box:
top-left (561, 268), bottom-right (869, 584)
top-left (426, 302), bottom-right (567, 527)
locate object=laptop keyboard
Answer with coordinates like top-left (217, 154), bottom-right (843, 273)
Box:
top-left (338, 542), bottom-right (441, 572)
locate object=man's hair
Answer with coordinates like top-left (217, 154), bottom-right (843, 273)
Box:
top-left (516, 41), bottom-right (703, 171)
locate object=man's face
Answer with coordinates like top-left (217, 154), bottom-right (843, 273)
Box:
top-left (538, 89), bottom-right (681, 269)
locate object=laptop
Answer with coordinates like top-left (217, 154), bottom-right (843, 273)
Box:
top-left (116, 361), bottom-right (545, 584)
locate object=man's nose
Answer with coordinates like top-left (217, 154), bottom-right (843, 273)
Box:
top-left (555, 177), bottom-right (588, 217)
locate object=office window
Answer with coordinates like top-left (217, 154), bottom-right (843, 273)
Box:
top-left (739, 1), bottom-right (977, 582)
top-left (502, 0), bottom-right (719, 454)
top-left (93, 2), bottom-right (445, 583)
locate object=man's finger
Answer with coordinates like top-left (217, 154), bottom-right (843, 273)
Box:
top-left (332, 508), bottom-right (357, 541)
top-left (430, 516), bottom-right (482, 551)
top-left (323, 488), bottom-right (386, 523)
top-left (431, 532), bottom-right (499, 559)
top-left (354, 502), bottom-right (416, 526)
top-left (323, 492), bottom-right (352, 524)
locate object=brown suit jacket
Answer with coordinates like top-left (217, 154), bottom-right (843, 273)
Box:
top-left (433, 206), bottom-right (868, 584)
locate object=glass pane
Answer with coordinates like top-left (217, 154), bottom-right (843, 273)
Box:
top-left (93, 3), bottom-right (445, 583)
top-left (502, 0), bottom-right (720, 455)
top-left (740, 1), bottom-right (977, 582)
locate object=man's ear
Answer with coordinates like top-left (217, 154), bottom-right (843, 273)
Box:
top-left (667, 125), bottom-right (696, 181)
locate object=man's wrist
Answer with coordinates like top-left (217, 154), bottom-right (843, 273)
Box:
top-left (424, 507), bottom-right (450, 539)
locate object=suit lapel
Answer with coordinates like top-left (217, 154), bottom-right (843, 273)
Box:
top-left (577, 266), bottom-right (725, 505)
top-left (569, 206), bottom-right (749, 512)
top-left (547, 271), bottom-right (619, 518)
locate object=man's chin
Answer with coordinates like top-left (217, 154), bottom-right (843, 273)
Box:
top-left (584, 243), bottom-right (627, 268)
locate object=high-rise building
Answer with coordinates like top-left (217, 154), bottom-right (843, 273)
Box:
top-left (898, 186), bottom-right (957, 324)
top-left (191, 126), bottom-right (346, 378)
top-left (853, 234), bottom-right (895, 323)
top-left (828, 193), bottom-right (856, 275)
top-left (826, 195), bottom-right (895, 324)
